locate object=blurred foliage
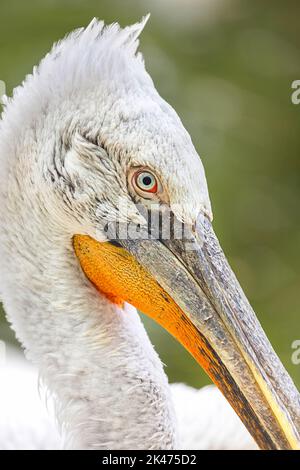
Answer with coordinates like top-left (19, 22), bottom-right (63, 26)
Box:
top-left (0, 0), bottom-right (299, 390)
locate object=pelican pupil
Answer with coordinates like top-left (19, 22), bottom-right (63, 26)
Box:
top-left (143, 176), bottom-right (152, 186)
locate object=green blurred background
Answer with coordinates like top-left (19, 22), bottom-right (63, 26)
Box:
top-left (0, 0), bottom-right (299, 389)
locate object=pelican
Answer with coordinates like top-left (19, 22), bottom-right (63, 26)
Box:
top-left (0, 16), bottom-right (300, 450)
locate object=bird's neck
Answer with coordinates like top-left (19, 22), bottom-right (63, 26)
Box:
top-left (0, 203), bottom-right (177, 448)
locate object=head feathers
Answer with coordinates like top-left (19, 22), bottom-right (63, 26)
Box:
top-left (0, 16), bottom-right (152, 130)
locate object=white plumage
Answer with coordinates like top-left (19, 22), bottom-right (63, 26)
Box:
top-left (0, 16), bottom-right (266, 450)
top-left (0, 347), bottom-right (255, 449)
top-left (172, 385), bottom-right (256, 450)
top-left (0, 348), bottom-right (60, 450)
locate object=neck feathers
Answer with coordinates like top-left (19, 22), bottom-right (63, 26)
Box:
top-left (0, 204), bottom-right (177, 448)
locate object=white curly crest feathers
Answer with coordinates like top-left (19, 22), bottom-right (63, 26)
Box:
top-left (1, 15), bottom-right (150, 114)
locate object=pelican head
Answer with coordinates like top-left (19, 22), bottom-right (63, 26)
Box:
top-left (0, 17), bottom-right (299, 450)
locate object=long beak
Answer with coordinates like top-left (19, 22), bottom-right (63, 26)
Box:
top-left (73, 212), bottom-right (300, 450)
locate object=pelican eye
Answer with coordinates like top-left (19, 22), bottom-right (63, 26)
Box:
top-left (135, 171), bottom-right (157, 193)
top-left (130, 169), bottom-right (161, 198)
top-left (129, 167), bottom-right (163, 200)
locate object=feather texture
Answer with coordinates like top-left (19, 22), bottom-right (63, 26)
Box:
top-left (0, 17), bottom-right (253, 449)
top-left (0, 349), bottom-right (256, 450)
